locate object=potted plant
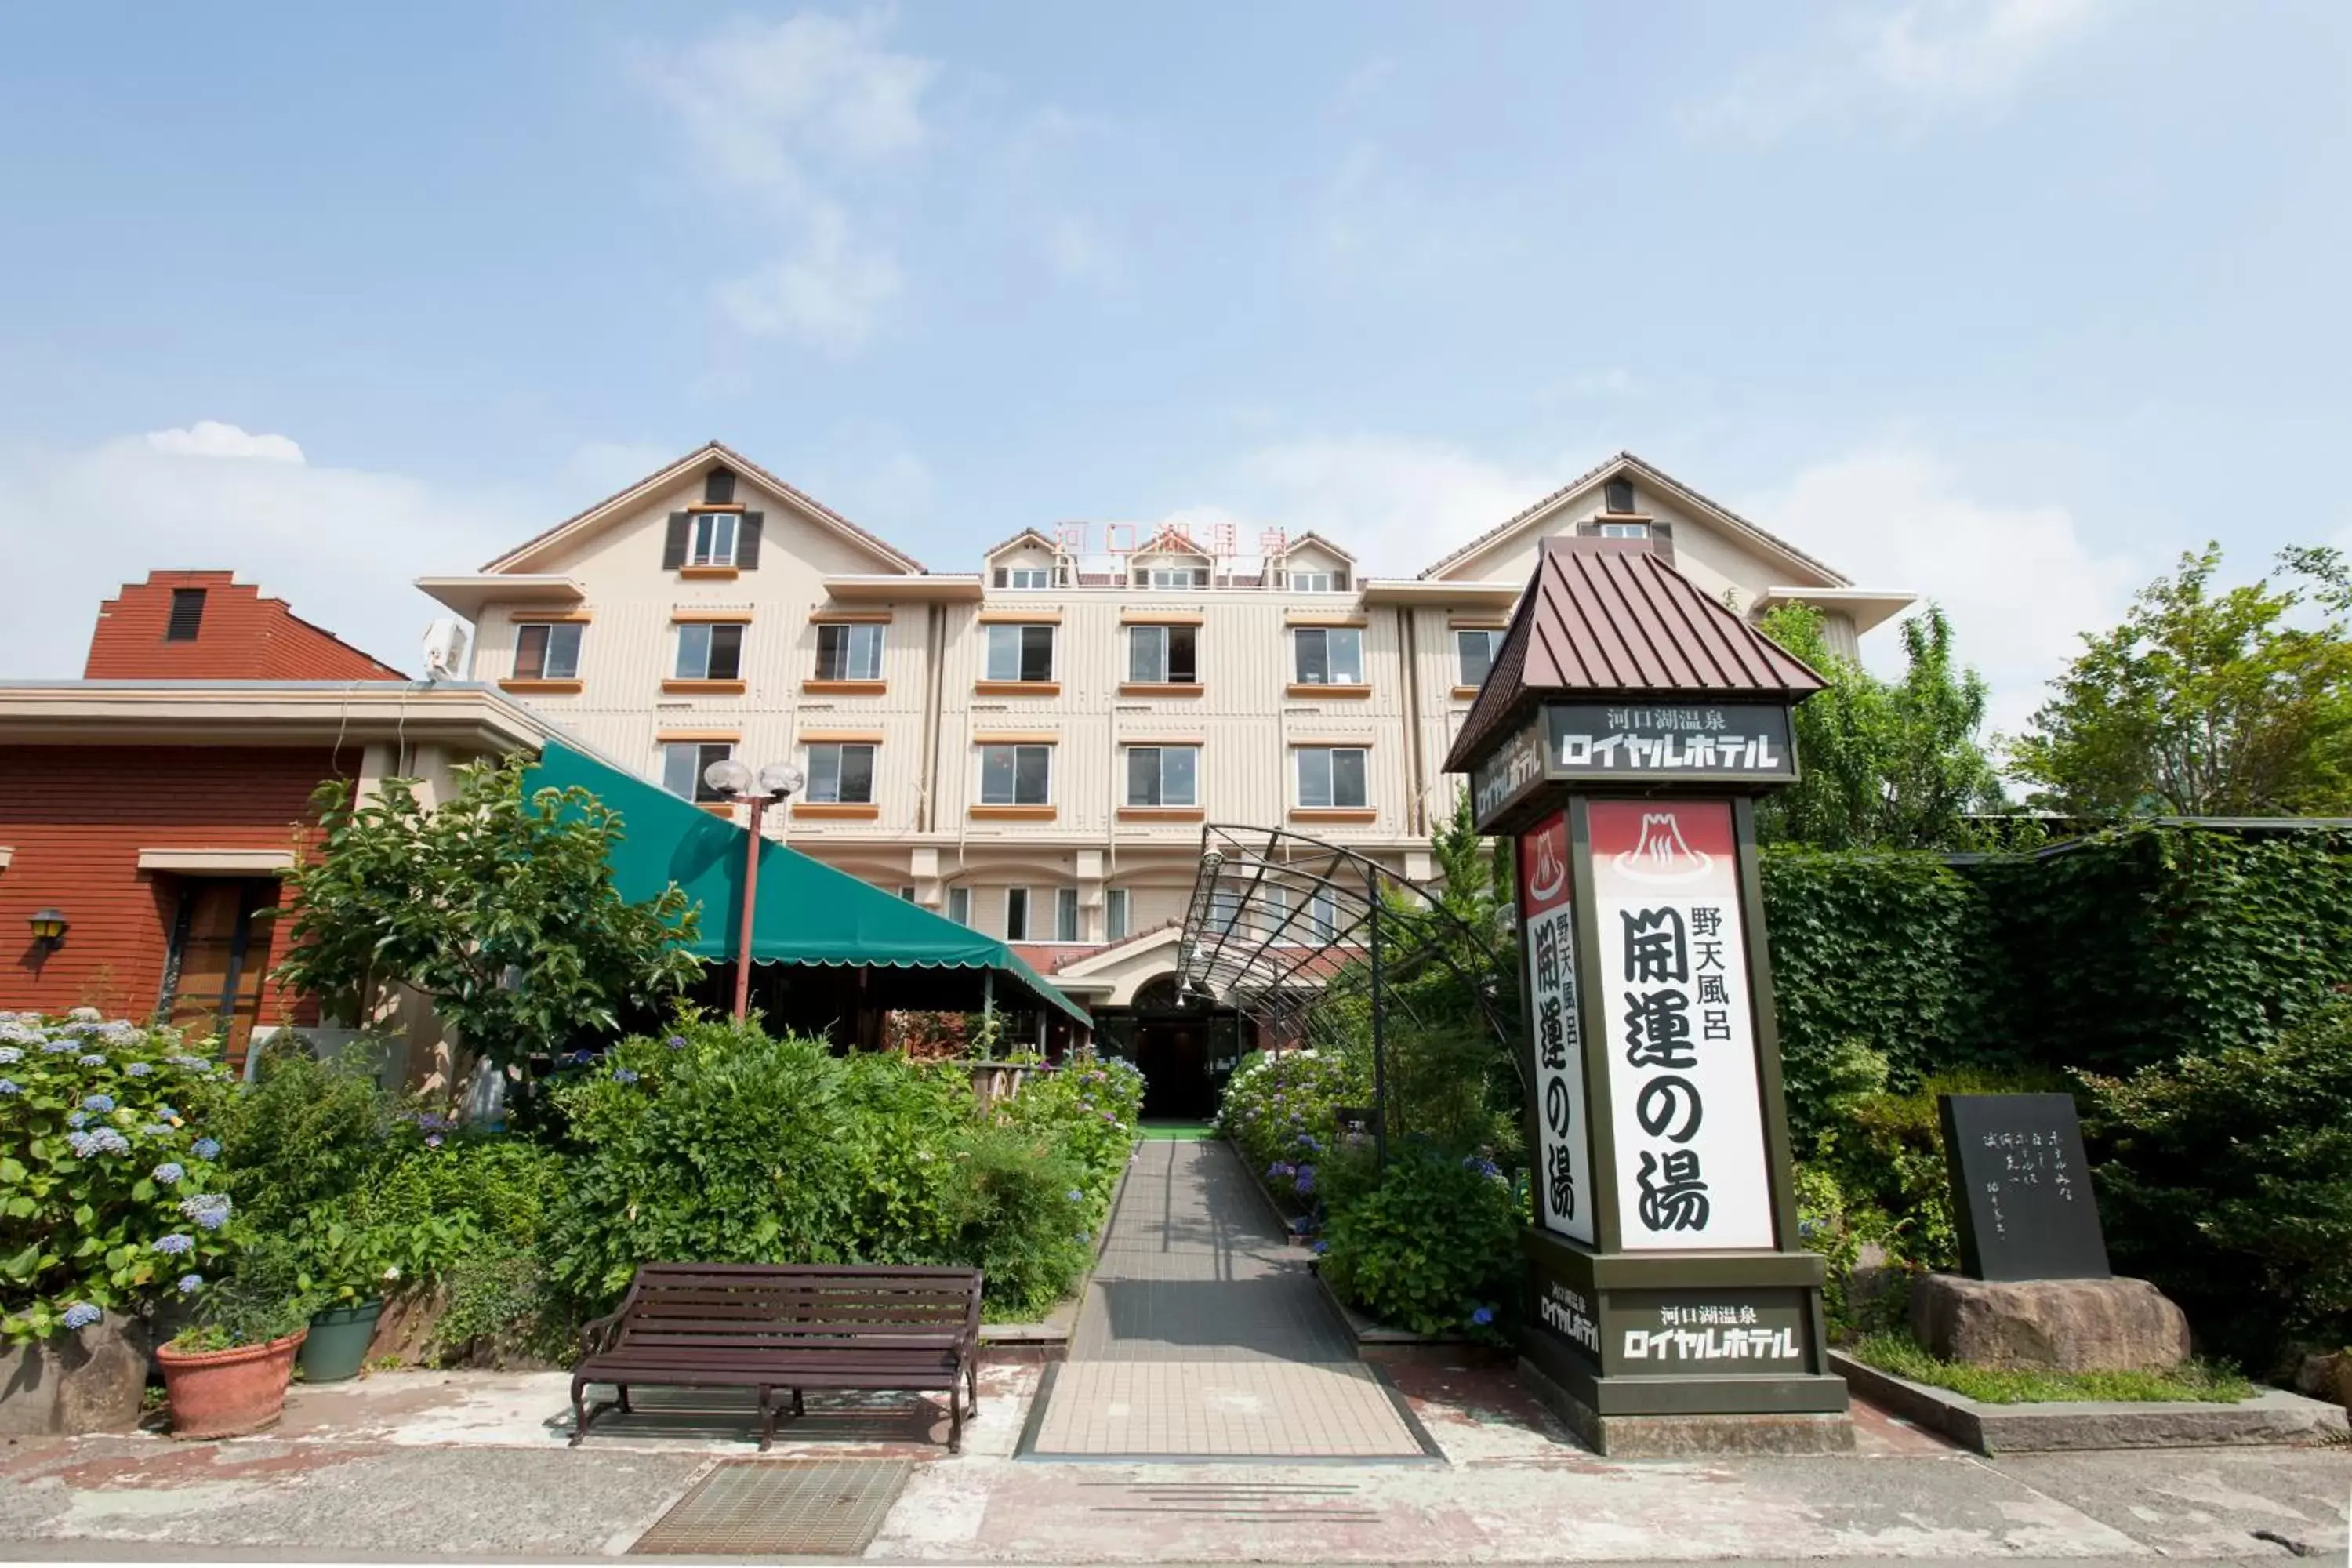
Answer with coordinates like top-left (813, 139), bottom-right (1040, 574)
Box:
top-left (292, 1220), bottom-right (401, 1383)
top-left (157, 1252), bottom-right (310, 1439)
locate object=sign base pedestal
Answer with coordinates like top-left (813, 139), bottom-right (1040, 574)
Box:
top-left (1520, 1229), bottom-right (1853, 1456)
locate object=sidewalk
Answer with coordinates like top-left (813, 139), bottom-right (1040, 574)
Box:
top-left (0, 1359), bottom-right (2343, 1561)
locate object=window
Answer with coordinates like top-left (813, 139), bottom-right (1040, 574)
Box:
top-left (897, 886), bottom-right (916, 902)
top-left (815, 622), bottom-right (884, 681)
top-left (1455, 629), bottom-right (1503, 687)
top-left (1264, 884), bottom-right (1293, 944)
top-left (1004, 567), bottom-right (1051, 590)
top-left (1287, 569), bottom-right (1346, 593)
top-left (1293, 626), bottom-right (1364, 684)
top-left (661, 741), bottom-right (734, 802)
top-left (674, 622), bottom-right (743, 681)
top-left (165, 588), bottom-right (206, 641)
top-left (1127, 624), bottom-right (1198, 684)
top-left (947, 887), bottom-right (971, 926)
top-left (1106, 888), bottom-right (1131, 941)
top-left (1208, 887), bottom-right (1240, 936)
top-left (980, 744), bottom-right (1052, 805)
top-left (1125, 746), bottom-right (1198, 807)
top-left (1139, 566), bottom-right (1203, 590)
top-left (1604, 477), bottom-right (1636, 514)
top-left (1598, 521), bottom-right (1650, 539)
top-left (984, 623), bottom-right (1055, 682)
top-left (1298, 746), bottom-right (1368, 809)
top-left (1306, 887), bottom-right (1339, 942)
top-left (1004, 887), bottom-right (1032, 941)
top-left (688, 510), bottom-right (738, 567)
top-left (514, 622), bottom-right (582, 680)
top-left (1055, 887), bottom-right (1080, 942)
top-left (804, 742), bottom-right (875, 804)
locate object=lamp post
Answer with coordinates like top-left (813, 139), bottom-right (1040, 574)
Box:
top-left (702, 759), bottom-right (804, 1021)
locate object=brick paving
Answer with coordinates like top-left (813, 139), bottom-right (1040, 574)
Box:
top-left (1037, 1138), bottom-right (1426, 1457)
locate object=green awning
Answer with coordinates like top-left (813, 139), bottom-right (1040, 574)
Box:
top-left (524, 742), bottom-right (1092, 1029)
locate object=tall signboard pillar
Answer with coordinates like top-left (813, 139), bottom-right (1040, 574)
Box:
top-left (1449, 538), bottom-right (1851, 1455)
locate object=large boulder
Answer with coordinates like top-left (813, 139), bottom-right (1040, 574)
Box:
top-left (2294, 1350), bottom-right (2350, 1410)
top-left (0, 1311), bottom-right (150, 1436)
top-left (1909, 1274), bottom-right (2190, 1373)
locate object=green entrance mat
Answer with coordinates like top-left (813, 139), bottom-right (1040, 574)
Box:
top-left (1138, 1122), bottom-right (1218, 1141)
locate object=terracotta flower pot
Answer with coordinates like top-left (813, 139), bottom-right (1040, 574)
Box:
top-left (157, 1330), bottom-right (307, 1439)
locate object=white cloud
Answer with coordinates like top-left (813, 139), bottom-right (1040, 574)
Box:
top-left (1753, 447), bottom-right (2142, 741)
top-left (143, 420), bottom-right (305, 463)
top-left (713, 203), bottom-right (902, 352)
top-left (0, 430), bottom-right (538, 679)
top-left (1683, 0), bottom-right (2111, 141)
top-left (640, 9), bottom-right (938, 353)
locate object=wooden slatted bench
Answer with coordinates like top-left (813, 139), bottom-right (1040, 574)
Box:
top-left (568, 1262), bottom-right (984, 1452)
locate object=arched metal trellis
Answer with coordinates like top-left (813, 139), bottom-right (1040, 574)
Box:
top-left (1174, 823), bottom-right (1523, 1165)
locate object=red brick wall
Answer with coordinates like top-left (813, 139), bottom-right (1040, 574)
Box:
top-left (0, 745), bottom-right (356, 1026)
top-left (83, 571), bottom-right (403, 681)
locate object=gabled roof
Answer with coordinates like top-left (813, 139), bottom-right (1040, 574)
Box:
top-left (982, 528), bottom-right (1060, 561)
top-left (1134, 524), bottom-right (1210, 557)
top-left (1418, 451), bottom-right (1847, 587)
top-left (1281, 530), bottom-right (1357, 564)
top-left (482, 441), bottom-right (925, 576)
top-left (1443, 537), bottom-right (1825, 775)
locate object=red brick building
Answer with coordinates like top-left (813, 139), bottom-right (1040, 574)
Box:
top-left (84, 571), bottom-right (404, 682)
top-left (1, 574), bottom-right (553, 1066)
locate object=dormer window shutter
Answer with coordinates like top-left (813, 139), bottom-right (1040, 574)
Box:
top-left (662, 512), bottom-right (691, 569)
top-left (705, 469), bottom-right (736, 506)
top-left (993, 567), bottom-right (1008, 587)
top-left (736, 513), bottom-right (764, 569)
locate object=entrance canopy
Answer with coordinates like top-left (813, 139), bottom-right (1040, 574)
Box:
top-left (526, 742), bottom-right (1091, 1028)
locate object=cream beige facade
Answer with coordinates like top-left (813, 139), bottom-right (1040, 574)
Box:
top-left (419, 444), bottom-right (1908, 987)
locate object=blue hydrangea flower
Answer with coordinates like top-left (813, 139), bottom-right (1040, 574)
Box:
top-left (1269, 1162), bottom-right (1294, 1178)
top-left (69, 1128), bottom-right (131, 1158)
top-left (1294, 1165), bottom-right (1317, 1196)
top-left (67, 1110), bottom-right (89, 1129)
top-left (82, 1094), bottom-right (115, 1113)
top-left (613, 1069), bottom-right (639, 1084)
top-left (1312, 1239), bottom-right (1329, 1254)
top-left (180, 1193), bottom-right (232, 1230)
top-left (192, 1137), bottom-right (221, 1160)
top-left (176, 1273), bottom-right (203, 1296)
top-left (426, 1134), bottom-right (445, 1149)
top-left (43, 1040), bottom-right (77, 1054)
top-left (60, 1303), bottom-right (102, 1330)
top-left (665, 1034), bottom-right (688, 1049)
top-left (125, 1062), bottom-right (152, 1077)
top-left (143, 1123), bottom-right (176, 1138)
top-left (0, 1079), bottom-right (17, 1096)
top-left (153, 1162), bottom-right (185, 1185)
top-left (0, 1046), bottom-right (20, 1064)
top-left (1471, 1305), bottom-right (1495, 1327)
top-left (152, 1233), bottom-right (194, 1255)
top-left (78, 1054), bottom-right (107, 1067)
top-left (158, 1104), bottom-right (179, 1119)
top-left (1065, 1189), bottom-right (1083, 1203)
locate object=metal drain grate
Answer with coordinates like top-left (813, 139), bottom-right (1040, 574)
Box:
top-left (1080, 1479), bottom-right (1381, 1522)
top-left (630, 1458), bottom-right (912, 1556)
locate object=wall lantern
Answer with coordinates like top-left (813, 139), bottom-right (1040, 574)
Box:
top-left (27, 908), bottom-right (68, 946)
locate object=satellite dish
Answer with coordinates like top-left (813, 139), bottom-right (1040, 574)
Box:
top-left (421, 618), bottom-right (469, 681)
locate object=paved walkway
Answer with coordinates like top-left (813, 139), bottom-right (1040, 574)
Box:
top-left (1033, 1139), bottom-right (1429, 1459)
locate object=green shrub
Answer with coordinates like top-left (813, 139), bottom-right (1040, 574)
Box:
top-left (1849, 1332), bottom-right (2252, 1404)
top-left (0, 1011), bottom-right (240, 1341)
top-left (1317, 1148), bottom-right (1522, 1341)
top-left (542, 1019), bottom-right (1134, 1322)
top-left (212, 1047), bottom-right (409, 1236)
top-left (2082, 995), bottom-right (2352, 1371)
top-left (1218, 1047), bottom-right (1370, 1189)
top-left (172, 1235), bottom-right (310, 1352)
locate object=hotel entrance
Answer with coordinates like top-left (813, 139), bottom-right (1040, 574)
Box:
top-left (1094, 975), bottom-right (1250, 1123)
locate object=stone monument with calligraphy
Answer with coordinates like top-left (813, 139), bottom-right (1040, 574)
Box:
top-left (1911, 1092), bottom-right (2190, 1374)
top-left (1444, 535), bottom-right (1851, 1455)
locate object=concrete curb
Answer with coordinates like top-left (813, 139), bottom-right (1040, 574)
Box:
top-left (1828, 1348), bottom-right (2350, 1455)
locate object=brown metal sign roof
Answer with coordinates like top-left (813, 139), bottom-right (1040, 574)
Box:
top-left (1443, 537), bottom-right (1825, 775)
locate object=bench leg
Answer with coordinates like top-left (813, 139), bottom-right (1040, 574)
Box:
top-left (966, 1361), bottom-right (979, 1419)
top-left (758, 1385), bottom-right (775, 1453)
top-left (791, 1388), bottom-right (805, 1418)
top-left (617, 1385), bottom-right (633, 1416)
top-left (948, 1385), bottom-right (964, 1454)
top-left (569, 1377), bottom-right (593, 1448)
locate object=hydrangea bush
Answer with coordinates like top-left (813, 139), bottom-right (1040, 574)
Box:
top-left (0, 1011), bottom-right (239, 1341)
top-left (1216, 1047), bottom-right (1370, 1196)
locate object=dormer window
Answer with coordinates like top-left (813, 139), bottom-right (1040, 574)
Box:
top-left (688, 511), bottom-right (737, 567)
top-left (1003, 568), bottom-right (1051, 590)
top-left (1604, 477), bottom-right (1636, 514)
top-left (1598, 521), bottom-right (1650, 539)
top-left (1138, 565), bottom-right (1208, 589)
top-left (165, 588), bottom-right (206, 642)
top-left (1286, 569), bottom-right (1348, 593)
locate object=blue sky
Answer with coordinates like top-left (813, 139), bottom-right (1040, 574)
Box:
top-left (2, 1), bottom-right (2346, 738)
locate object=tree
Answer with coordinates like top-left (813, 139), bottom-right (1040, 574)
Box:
top-left (1753, 603), bottom-right (2006, 851)
top-left (2010, 544), bottom-right (2352, 818)
top-left (274, 757), bottom-right (702, 1069)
